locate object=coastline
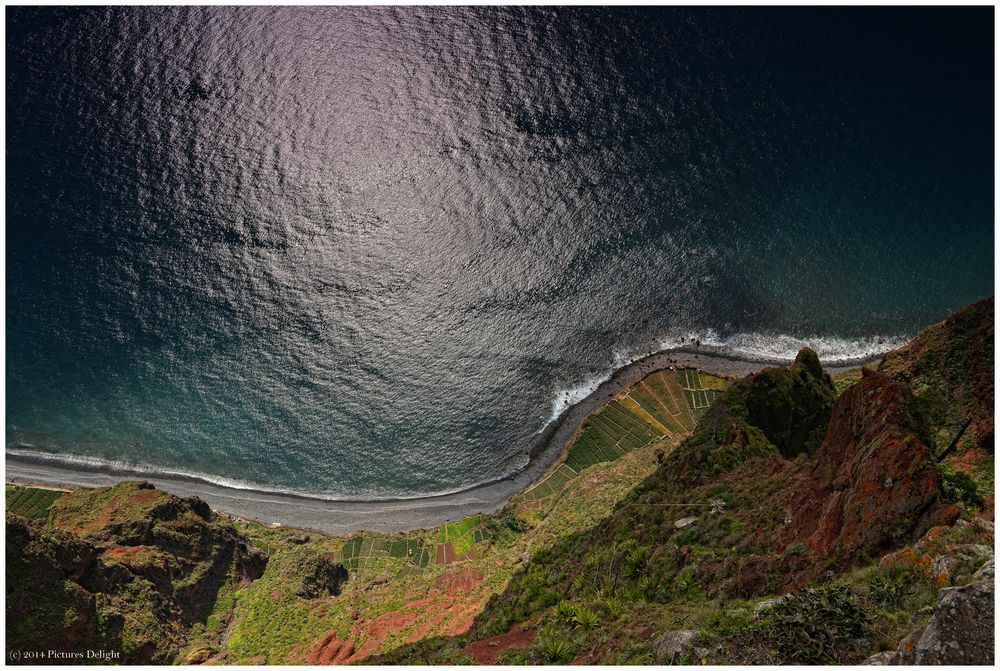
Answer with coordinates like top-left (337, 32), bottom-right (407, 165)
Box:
top-left (5, 348), bottom-right (877, 535)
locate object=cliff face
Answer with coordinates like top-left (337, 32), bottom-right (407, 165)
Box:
top-left (783, 370), bottom-right (952, 562)
top-left (880, 297), bottom-right (993, 452)
top-left (6, 481), bottom-right (268, 664)
top-left (879, 297), bottom-right (994, 521)
top-left (5, 300), bottom-right (993, 666)
top-left (374, 300), bottom-right (992, 665)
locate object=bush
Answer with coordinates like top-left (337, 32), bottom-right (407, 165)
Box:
top-left (535, 624), bottom-right (575, 663)
top-left (603, 597), bottom-right (625, 620)
top-left (495, 647), bottom-right (533, 665)
top-left (785, 542), bottom-right (808, 557)
top-left (941, 470), bottom-right (984, 510)
top-left (760, 585), bottom-right (870, 663)
top-left (553, 600), bottom-right (577, 626)
top-left (868, 568), bottom-right (915, 608)
top-left (571, 605), bottom-right (600, 631)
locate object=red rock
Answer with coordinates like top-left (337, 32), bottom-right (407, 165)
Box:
top-left (782, 371), bottom-right (946, 572)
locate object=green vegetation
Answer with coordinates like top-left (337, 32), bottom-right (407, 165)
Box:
top-left (7, 299), bottom-right (994, 666)
top-left (46, 480), bottom-right (171, 536)
top-left (755, 585), bottom-right (870, 663)
top-left (7, 481), bottom-right (267, 665)
top-left (5, 485), bottom-right (64, 520)
top-left (517, 368), bottom-right (730, 507)
top-left (940, 468), bottom-right (985, 510)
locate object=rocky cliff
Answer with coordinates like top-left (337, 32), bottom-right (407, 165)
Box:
top-left (6, 300), bottom-right (994, 665)
top-left (7, 481), bottom-right (269, 664)
top-left (372, 299), bottom-right (994, 665)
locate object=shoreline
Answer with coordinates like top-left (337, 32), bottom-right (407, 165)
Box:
top-left (5, 348), bottom-right (878, 535)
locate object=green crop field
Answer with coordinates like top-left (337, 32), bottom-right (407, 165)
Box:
top-left (677, 369), bottom-right (728, 418)
top-left (6, 485), bottom-right (65, 520)
top-left (335, 368), bottom-right (732, 577)
top-left (515, 367), bottom-right (731, 511)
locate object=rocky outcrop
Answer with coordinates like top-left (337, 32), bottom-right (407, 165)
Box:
top-left (652, 629), bottom-right (701, 664)
top-left (259, 544), bottom-right (349, 600)
top-left (704, 367), bottom-right (952, 595)
top-left (706, 347), bottom-right (835, 458)
top-left (297, 554), bottom-right (350, 599)
top-left (890, 560), bottom-right (994, 665)
top-left (5, 513), bottom-right (101, 658)
top-left (782, 370), bottom-right (950, 562)
top-left (879, 297), bottom-right (994, 453)
top-left (878, 298), bottom-right (993, 524)
top-left (666, 347), bottom-right (836, 489)
top-left (6, 482), bottom-right (269, 664)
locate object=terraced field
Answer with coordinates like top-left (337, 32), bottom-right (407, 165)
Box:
top-left (516, 368), bottom-right (729, 506)
top-left (5, 484), bottom-right (65, 520)
top-left (339, 514), bottom-right (495, 576)
top-left (339, 534), bottom-right (433, 573)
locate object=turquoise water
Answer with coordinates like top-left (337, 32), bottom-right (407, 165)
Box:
top-left (6, 7), bottom-right (994, 498)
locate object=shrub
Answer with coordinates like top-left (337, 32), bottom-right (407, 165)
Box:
top-left (785, 542), bottom-right (808, 557)
top-left (624, 546), bottom-right (650, 579)
top-left (603, 597), bottom-right (625, 620)
top-left (535, 624), bottom-right (575, 663)
top-left (571, 605), bottom-right (600, 631)
top-left (941, 470), bottom-right (984, 510)
top-left (868, 569), bottom-right (915, 608)
top-left (553, 600), bottom-right (577, 626)
top-left (760, 585), bottom-right (870, 664)
top-left (495, 648), bottom-right (533, 665)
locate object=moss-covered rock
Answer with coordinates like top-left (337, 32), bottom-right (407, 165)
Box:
top-left (268, 544), bottom-right (349, 599)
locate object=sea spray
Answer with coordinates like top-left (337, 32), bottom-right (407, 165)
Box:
top-left (537, 330), bottom-right (910, 431)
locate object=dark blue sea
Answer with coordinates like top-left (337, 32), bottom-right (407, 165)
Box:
top-left (6, 6), bottom-right (994, 498)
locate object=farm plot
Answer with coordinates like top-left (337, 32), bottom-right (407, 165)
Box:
top-left (677, 369), bottom-right (727, 419)
top-left (626, 371), bottom-right (695, 434)
top-left (341, 534), bottom-right (433, 573)
top-left (437, 515), bottom-right (493, 564)
top-left (521, 464), bottom-right (578, 502)
top-left (516, 366), bottom-right (732, 511)
top-left (341, 535), bottom-right (430, 573)
top-left (5, 485), bottom-right (64, 520)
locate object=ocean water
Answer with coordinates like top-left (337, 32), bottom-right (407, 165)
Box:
top-left (6, 7), bottom-right (993, 498)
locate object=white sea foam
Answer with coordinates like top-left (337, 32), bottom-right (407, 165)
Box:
top-left (4, 446), bottom-right (514, 502)
top-left (537, 330), bottom-right (910, 432)
top-left (666, 330), bottom-right (911, 365)
top-left (539, 371), bottom-right (616, 433)
top-left (6, 446), bottom-right (304, 493)
top-left (11, 331), bottom-right (911, 500)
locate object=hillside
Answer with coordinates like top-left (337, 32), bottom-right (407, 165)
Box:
top-left (5, 299), bottom-right (994, 665)
top-left (7, 482), bottom-right (269, 664)
top-left (371, 299), bottom-right (994, 665)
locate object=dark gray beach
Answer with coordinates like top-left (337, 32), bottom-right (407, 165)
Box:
top-left (5, 350), bottom-right (872, 534)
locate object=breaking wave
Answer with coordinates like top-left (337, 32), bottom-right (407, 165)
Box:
top-left (538, 330), bottom-right (909, 431)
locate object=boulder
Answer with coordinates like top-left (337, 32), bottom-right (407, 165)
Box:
top-left (653, 629), bottom-right (700, 664)
top-left (751, 594), bottom-right (790, 621)
top-left (861, 650), bottom-right (896, 665)
top-left (892, 560), bottom-right (994, 664)
top-left (298, 555), bottom-right (349, 599)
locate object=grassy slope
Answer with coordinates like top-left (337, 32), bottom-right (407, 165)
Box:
top-left (6, 300), bottom-right (993, 665)
top-left (214, 368), bottom-right (727, 664)
top-left (369, 301), bottom-right (995, 665)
